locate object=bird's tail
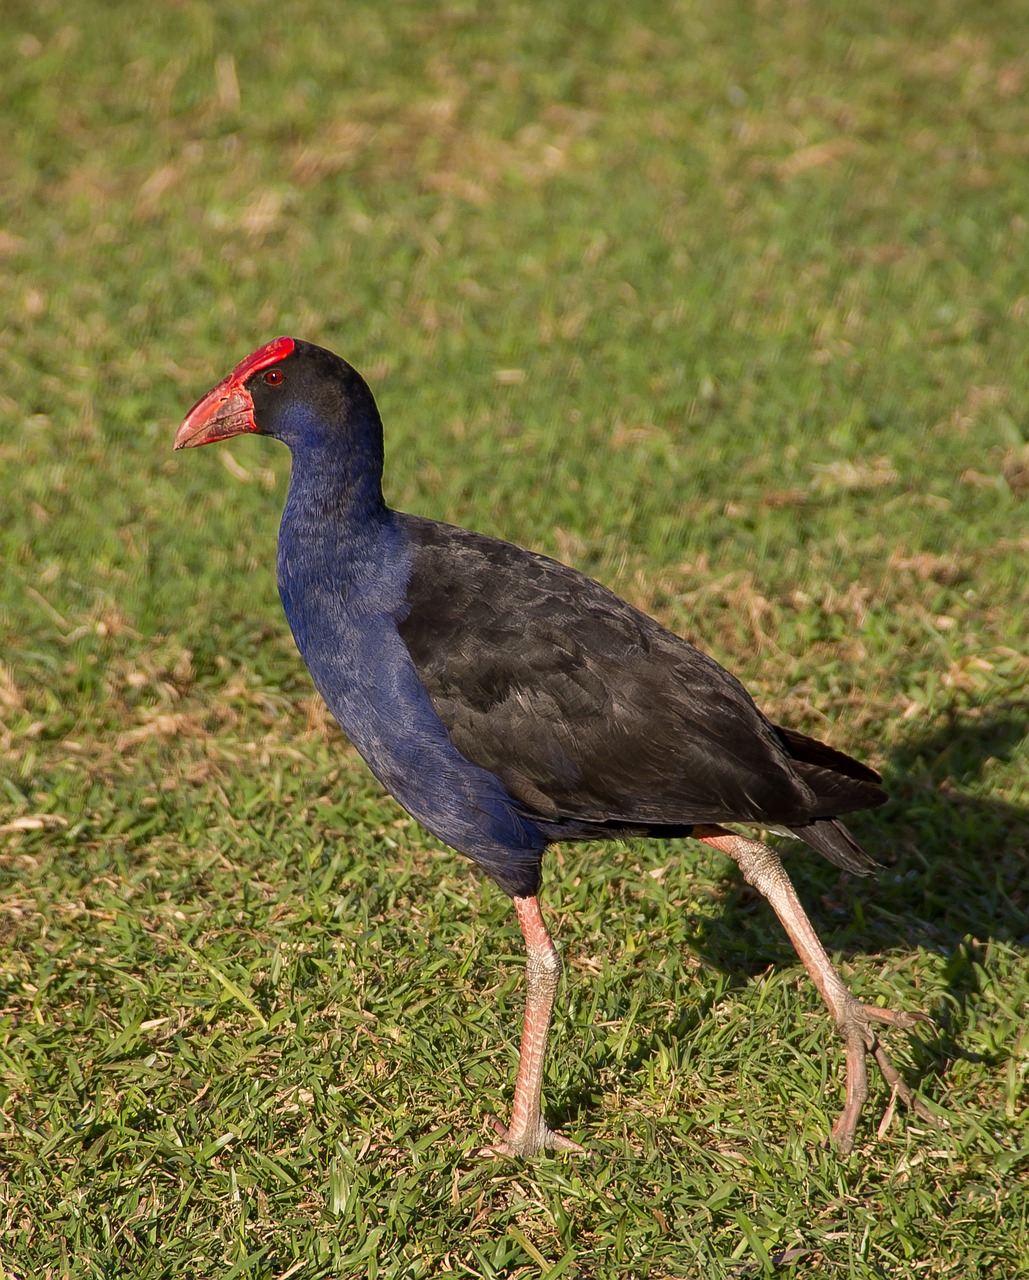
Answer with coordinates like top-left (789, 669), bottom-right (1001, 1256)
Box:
top-left (772, 724), bottom-right (885, 874)
top-left (787, 817), bottom-right (878, 875)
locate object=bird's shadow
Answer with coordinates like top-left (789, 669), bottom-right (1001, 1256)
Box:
top-left (552, 700), bottom-right (1029, 1132)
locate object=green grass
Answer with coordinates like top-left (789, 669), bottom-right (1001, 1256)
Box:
top-left (2, 0), bottom-right (1027, 1275)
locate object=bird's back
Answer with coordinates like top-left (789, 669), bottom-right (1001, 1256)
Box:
top-left (395, 514), bottom-right (885, 862)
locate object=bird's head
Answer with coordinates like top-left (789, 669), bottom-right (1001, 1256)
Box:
top-left (174, 337), bottom-right (381, 456)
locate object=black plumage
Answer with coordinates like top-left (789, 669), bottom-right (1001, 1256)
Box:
top-left (397, 514), bottom-right (883, 887)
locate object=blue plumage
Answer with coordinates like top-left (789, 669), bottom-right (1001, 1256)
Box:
top-left (278, 500), bottom-right (548, 895)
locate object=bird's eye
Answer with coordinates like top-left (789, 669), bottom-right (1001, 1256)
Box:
top-left (264, 368), bottom-right (283, 385)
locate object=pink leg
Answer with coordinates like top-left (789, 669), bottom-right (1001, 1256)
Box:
top-left (696, 826), bottom-right (934, 1153)
top-left (477, 895), bottom-right (584, 1158)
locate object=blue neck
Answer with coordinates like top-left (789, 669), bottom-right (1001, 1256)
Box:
top-left (274, 398), bottom-right (387, 532)
top-left (275, 428), bottom-right (408, 668)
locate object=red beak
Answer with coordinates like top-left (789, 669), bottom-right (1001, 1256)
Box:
top-left (174, 382), bottom-right (256, 450)
top-left (174, 337), bottom-right (296, 450)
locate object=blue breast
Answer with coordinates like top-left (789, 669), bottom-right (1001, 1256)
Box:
top-left (276, 503), bottom-right (547, 896)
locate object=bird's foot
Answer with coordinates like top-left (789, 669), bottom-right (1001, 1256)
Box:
top-left (474, 1115), bottom-right (584, 1159)
top-left (832, 999), bottom-right (939, 1155)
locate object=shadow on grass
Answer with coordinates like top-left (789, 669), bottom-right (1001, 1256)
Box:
top-left (699, 696), bottom-right (1028, 955)
top-left (553, 701), bottom-right (1028, 1135)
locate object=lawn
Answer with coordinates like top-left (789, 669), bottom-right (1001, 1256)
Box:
top-left (1, 0), bottom-right (1027, 1276)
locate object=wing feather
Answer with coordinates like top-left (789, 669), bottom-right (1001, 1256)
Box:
top-left (396, 516), bottom-right (885, 845)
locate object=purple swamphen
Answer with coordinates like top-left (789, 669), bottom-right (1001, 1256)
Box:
top-left (175, 337), bottom-right (932, 1156)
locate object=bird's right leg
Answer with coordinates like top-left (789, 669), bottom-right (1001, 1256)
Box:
top-left (476, 894), bottom-right (584, 1158)
top-left (695, 826), bottom-right (934, 1154)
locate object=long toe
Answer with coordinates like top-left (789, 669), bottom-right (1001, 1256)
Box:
top-left (860, 1004), bottom-right (934, 1031)
top-left (831, 998), bottom-right (936, 1154)
top-left (475, 1117), bottom-right (584, 1159)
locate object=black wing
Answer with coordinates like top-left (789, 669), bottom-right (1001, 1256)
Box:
top-left (396, 515), bottom-right (885, 871)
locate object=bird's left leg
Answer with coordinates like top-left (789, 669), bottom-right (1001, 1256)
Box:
top-left (476, 895), bottom-right (584, 1158)
top-left (695, 826), bottom-right (934, 1154)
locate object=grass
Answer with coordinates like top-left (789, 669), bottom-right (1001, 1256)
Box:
top-left (2, 0), bottom-right (1027, 1274)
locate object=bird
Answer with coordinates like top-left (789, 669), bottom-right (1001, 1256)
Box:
top-left (175, 336), bottom-right (933, 1157)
